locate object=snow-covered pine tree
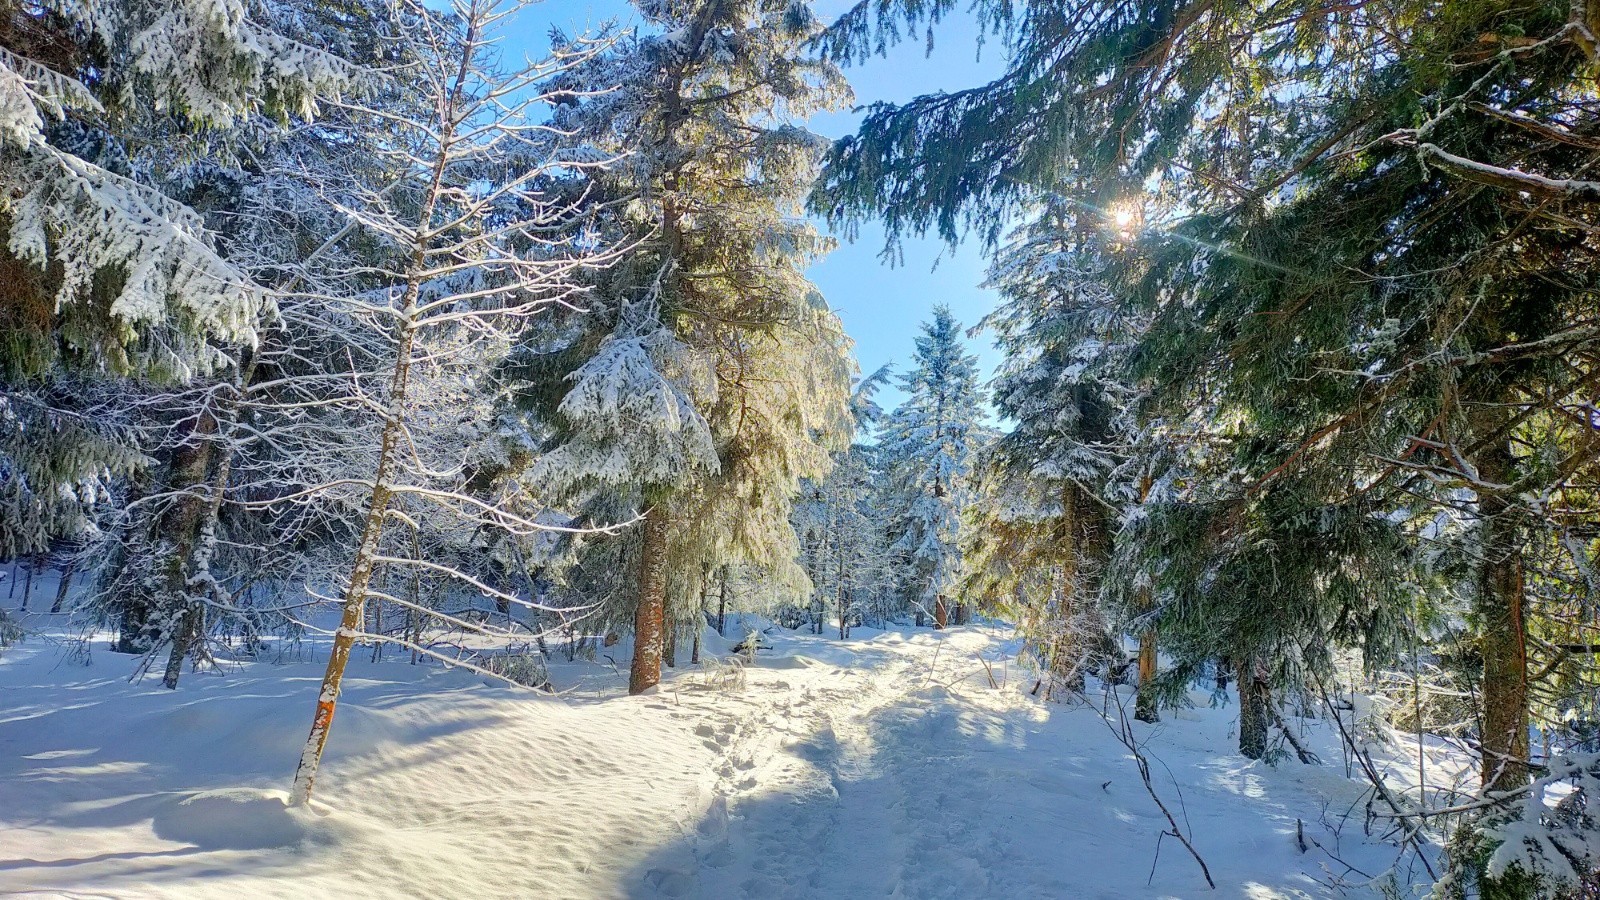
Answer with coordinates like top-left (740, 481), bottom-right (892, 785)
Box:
top-left (879, 305), bottom-right (985, 629)
top-left (792, 366), bottom-right (893, 637)
top-left (814, 0), bottom-right (1560, 790)
top-left (962, 206), bottom-right (1136, 696)
top-left (283, 0), bottom-right (617, 805)
top-left (74, 0), bottom-right (411, 683)
top-left (0, 0), bottom-right (357, 559)
top-left (527, 0), bottom-right (854, 693)
top-left (816, 6), bottom-right (1600, 890)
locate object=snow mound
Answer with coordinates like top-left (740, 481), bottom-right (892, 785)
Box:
top-left (152, 789), bottom-right (324, 850)
top-left (754, 652), bottom-right (823, 670)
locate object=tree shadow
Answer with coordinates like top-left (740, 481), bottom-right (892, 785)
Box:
top-left (0, 643), bottom-right (571, 894)
top-left (0, 847), bottom-right (207, 870)
top-left (620, 677), bottom-right (1379, 900)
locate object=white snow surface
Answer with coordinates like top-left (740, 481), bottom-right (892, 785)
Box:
top-left (1, 621), bottom-right (1440, 898)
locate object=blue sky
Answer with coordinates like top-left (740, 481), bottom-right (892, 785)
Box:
top-left (525, 0), bottom-right (1005, 410)
top-left (803, 0), bottom-right (1005, 411)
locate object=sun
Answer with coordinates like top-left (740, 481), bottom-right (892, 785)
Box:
top-left (1107, 201), bottom-right (1142, 237)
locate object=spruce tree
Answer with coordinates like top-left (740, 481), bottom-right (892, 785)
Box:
top-left (792, 366), bottom-right (893, 637)
top-left (880, 305), bottom-right (985, 628)
top-left (966, 209), bottom-right (1140, 696)
top-left (528, 0), bottom-right (854, 693)
top-left (816, 0), bottom-right (1600, 828)
top-left (0, 0), bottom-right (356, 559)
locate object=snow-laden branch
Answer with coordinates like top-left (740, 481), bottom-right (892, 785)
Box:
top-left (1413, 141), bottom-right (1600, 202)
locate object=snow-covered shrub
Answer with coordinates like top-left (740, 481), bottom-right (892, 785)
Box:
top-left (477, 651), bottom-right (551, 691)
top-left (0, 608), bottom-right (20, 654)
top-left (732, 629), bottom-right (770, 661)
top-left (1347, 691), bottom-right (1400, 749)
top-left (1439, 754), bottom-right (1600, 899)
top-left (772, 603), bottom-right (808, 631)
top-left (697, 655), bottom-right (746, 693)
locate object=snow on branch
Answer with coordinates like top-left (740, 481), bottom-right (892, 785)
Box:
top-left (1412, 140), bottom-right (1600, 203)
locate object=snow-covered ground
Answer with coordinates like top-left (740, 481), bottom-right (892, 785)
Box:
top-left (1, 619), bottom-right (1447, 898)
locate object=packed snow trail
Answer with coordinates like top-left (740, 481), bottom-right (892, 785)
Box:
top-left (0, 620), bottom-right (1455, 898)
top-left (635, 627), bottom-right (1420, 900)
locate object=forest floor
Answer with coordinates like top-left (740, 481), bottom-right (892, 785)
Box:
top-left (0, 617), bottom-right (1464, 898)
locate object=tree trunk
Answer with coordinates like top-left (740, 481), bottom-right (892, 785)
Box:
top-left (691, 622), bottom-right (701, 665)
top-left (290, 481), bottom-right (391, 805)
top-left (837, 565), bottom-right (848, 641)
top-left (161, 603), bottom-right (203, 690)
top-left (20, 555), bottom-right (36, 610)
top-left (407, 528), bottom-right (423, 665)
top-left (159, 402), bottom-right (236, 690)
top-left (1135, 628), bottom-right (1160, 723)
top-left (369, 567), bottom-right (390, 664)
top-left (1132, 475), bottom-right (1158, 723)
top-left (50, 561), bottom-right (72, 613)
top-left (934, 594), bottom-right (948, 630)
top-left (1238, 659), bottom-right (1270, 760)
top-left (629, 504), bottom-right (670, 695)
top-left (717, 566), bottom-right (728, 636)
top-left (115, 601), bottom-right (150, 654)
top-left (290, 296), bottom-right (417, 805)
top-left (664, 619), bottom-right (677, 668)
top-left (1052, 483), bottom-right (1080, 678)
top-left (835, 520), bottom-right (848, 639)
top-left (114, 401), bottom-right (221, 658)
top-left (1476, 436), bottom-right (1529, 794)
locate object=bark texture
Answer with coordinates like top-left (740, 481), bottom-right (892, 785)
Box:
top-left (1475, 436), bottom-right (1529, 794)
top-left (629, 505), bottom-right (670, 695)
top-left (1238, 659), bottom-right (1270, 760)
top-left (1135, 628), bottom-right (1160, 724)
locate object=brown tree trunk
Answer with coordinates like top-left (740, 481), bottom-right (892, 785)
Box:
top-left (1050, 483), bottom-right (1082, 686)
top-left (934, 594), bottom-right (948, 629)
top-left (629, 504), bottom-right (670, 695)
top-left (1135, 628), bottom-right (1160, 723)
top-left (1132, 474), bottom-right (1158, 723)
top-left (664, 619), bottom-right (678, 668)
top-left (290, 293), bottom-right (418, 805)
top-left (1238, 659), bottom-right (1270, 760)
top-left (290, 483), bottom-right (391, 805)
top-left (1476, 435), bottom-right (1529, 794)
